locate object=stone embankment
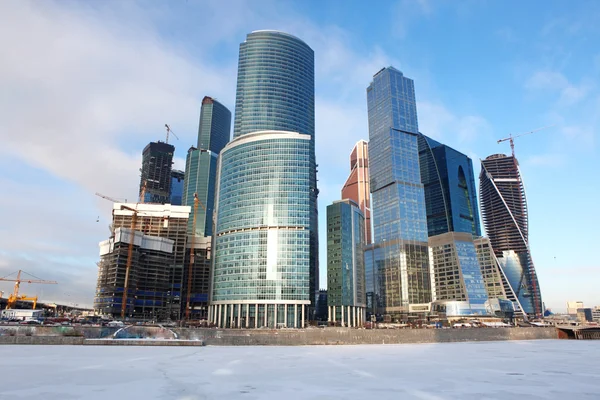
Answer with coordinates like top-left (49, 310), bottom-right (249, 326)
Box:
top-left (0, 325), bottom-right (557, 346)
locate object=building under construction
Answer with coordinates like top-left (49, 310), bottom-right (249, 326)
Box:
top-left (94, 203), bottom-right (190, 321)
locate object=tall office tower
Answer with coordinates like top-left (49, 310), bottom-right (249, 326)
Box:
top-left (428, 232), bottom-right (488, 317)
top-left (480, 154), bottom-right (542, 318)
top-left (139, 142), bottom-right (175, 204)
top-left (170, 170), bottom-right (185, 206)
top-left (341, 140), bottom-right (372, 244)
top-left (183, 96), bottom-right (232, 237)
top-left (94, 203), bottom-right (190, 320)
top-left (326, 199), bottom-right (367, 327)
top-left (366, 66), bottom-right (431, 319)
top-left (418, 134), bottom-right (481, 237)
top-left (210, 31), bottom-right (318, 328)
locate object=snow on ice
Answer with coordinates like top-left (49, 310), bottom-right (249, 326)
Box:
top-left (1, 340), bottom-right (599, 399)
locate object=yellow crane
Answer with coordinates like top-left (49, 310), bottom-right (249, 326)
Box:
top-left (0, 270), bottom-right (58, 309)
top-left (164, 124), bottom-right (179, 144)
top-left (497, 125), bottom-right (555, 160)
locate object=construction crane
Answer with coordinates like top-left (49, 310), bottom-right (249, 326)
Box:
top-left (164, 124), bottom-right (179, 144)
top-left (497, 125), bottom-right (555, 159)
top-left (95, 193), bottom-right (127, 203)
top-left (0, 270), bottom-right (58, 309)
top-left (185, 193), bottom-right (208, 321)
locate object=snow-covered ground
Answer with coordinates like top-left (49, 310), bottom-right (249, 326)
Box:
top-left (2, 340), bottom-right (598, 399)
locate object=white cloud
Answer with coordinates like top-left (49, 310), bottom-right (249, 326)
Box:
top-left (417, 101), bottom-right (492, 145)
top-left (525, 70), bottom-right (591, 106)
top-left (525, 154), bottom-right (567, 167)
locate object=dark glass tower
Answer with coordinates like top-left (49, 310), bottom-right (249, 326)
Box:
top-left (210, 31), bottom-right (318, 328)
top-left (367, 67), bottom-right (431, 318)
top-left (170, 169), bottom-right (184, 206)
top-left (479, 154), bottom-right (542, 318)
top-left (182, 96), bottom-right (231, 237)
top-left (418, 134), bottom-right (481, 237)
top-left (139, 142), bottom-right (174, 204)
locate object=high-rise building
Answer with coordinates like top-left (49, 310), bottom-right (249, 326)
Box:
top-left (480, 154), bottom-right (543, 317)
top-left (326, 199), bottom-right (366, 327)
top-left (94, 203), bottom-right (190, 320)
top-left (170, 170), bottom-right (185, 206)
top-left (473, 237), bottom-right (507, 300)
top-left (341, 140), bottom-right (372, 244)
top-left (567, 301), bottom-right (584, 315)
top-left (366, 66), bottom-right (431, 319)
top-left (209, 31), bottom-right (318, 329)
top-left (418, 134), bottom-right (481, 237)
top-left (182, 96), bottom-right (231, 237)
top-left (139, 142), bottom-right (175, 204)
top-left (428, 232), bottom-right (489, 317)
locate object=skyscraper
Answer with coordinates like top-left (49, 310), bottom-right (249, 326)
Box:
top-left (209, 31), bottom-right (318, 328)
top-left (418, 134), bottom-right (481, 237)
top-left (367, 67), bottom-right (431, 319)
top-left (139, 142), bottom-right (175, 204)
top-left (341, 140), bottom-right (372, 244)
top-left (428, 232), bottom-right (489, 317)
top-left (182, 96), bottom-right (231, 237)
top-left (170, 169), bottom-right (185, 206)
top-left (480, 154), bottom-right (542, 317)
top-left (326, 199), bottom-right (366, 327)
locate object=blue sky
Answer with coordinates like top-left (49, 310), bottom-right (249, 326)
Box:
top-left (0, 0), bottom-right (598, 312)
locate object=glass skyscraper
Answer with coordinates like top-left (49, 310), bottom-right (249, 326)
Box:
top-left (182, 96), bottom-right (231, 237)
top-left (341, 140), bottom-right (372, 244)
top-left (209, 31), bottom-right (318, 328)
top-left (418, 134), bottom-right (481, 237)
top-left (367, 67), bottom-right (431, 319)
top-left (326, 199), bottom-right (366, 327)
top-left (480, 154), bottom-right (542, 318)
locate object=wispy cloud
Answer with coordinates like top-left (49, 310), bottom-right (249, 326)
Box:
top-left (525, 70), bottom-right (591, 106)
top-left (417, 101), bottom-right (492, 145)
top-left (525, 153), bottom-right (567, 168)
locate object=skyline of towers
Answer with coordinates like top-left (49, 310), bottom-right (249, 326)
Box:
top-left (341, 140), bottom-right (372, 244)
top-left (480, 154), bottom-right (543, 318)
top-left (366, 66), bottom-right (431, 318)
top-left (182, 96), bottom-right (231, 237)
top-left (209, 31), bottom-right (318, 328)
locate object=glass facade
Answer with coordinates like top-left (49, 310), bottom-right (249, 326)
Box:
top-left (182, 97), bottom-right (231, 237)
top-left (233, 31), bottom-right (315, 140)
top-left (170, 170), bottom-right (184, 206)
top-left (429, 232), bottom-right (488, 316)
top-left (480, 154), bottom-right (542, 317)
top-left (418, 134), bottom-right (481, 237)
top-left (326, 200), bottom-right (366, 324)
top-left (366, 67), bottom-right (431, 317)
top-left (209, 31), bottom-right (318, 328)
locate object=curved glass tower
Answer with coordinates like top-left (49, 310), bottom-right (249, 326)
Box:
top-left (479, 154), bottom-right (542, 318)
top-left (210, 31), bottom-right (318, 328)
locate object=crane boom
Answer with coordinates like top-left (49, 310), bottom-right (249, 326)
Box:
top-left (96, 192), bottom-right (126, 203)
top-left (0, 270), bottom-right (58, 310)
top-left (497, 125), bottom-right (555, 158)
top-left (165, 124), bottom-right (179, 144)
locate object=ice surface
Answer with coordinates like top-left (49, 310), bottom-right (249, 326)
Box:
top-left (1, 340), bottom-right (599, 399)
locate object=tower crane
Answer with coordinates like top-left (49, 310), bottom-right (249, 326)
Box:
top-left (165, 124), bottom-right (179, 144)
top-left (0, 270), bottom-right (58, 310)
top-left (185, 193), bottom-right (208, 321)
top-left (497, 125), bottom-right (555, 159)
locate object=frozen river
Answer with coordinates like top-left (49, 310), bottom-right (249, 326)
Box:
top-left (1, 340), bottom-right (598, 399)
